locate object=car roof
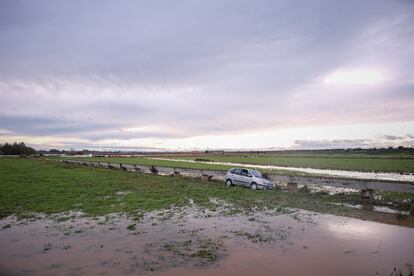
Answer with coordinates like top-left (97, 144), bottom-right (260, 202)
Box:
top-left (229, 168), bottom-right (257, 172)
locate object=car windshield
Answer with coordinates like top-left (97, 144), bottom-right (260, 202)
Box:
top-left (249, 170), bottom-right (262, 178)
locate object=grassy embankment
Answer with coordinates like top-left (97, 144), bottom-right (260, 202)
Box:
top-left (1, 158), bottom-right (413, 226)
top-left (58, 152), bottom-right (414, 178)
top-left (57, 156), bottom-right (312, 176)
top-left (165, 153), bottom-right (414, 173)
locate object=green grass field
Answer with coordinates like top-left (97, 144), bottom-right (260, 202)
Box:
top-left (166, 153), bottom-right (414, 173)
top-left (1, 158), bottom-right (413, 226)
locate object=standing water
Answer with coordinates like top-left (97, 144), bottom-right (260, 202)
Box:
top-left (0, 208), bottom-right (413, 275)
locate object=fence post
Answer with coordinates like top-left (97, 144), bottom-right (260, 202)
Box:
top-left (201, 174), bottom-right (212, 181)
top-left (287, 182), bottom-right (298, 192)
top-left (287, 175), bottom-right (298, 192)
top-left (360, 189), bottom-right (374, 201)
top-left (150, 166), bottom-right (158, 175)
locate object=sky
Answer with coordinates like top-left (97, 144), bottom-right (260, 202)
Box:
top-left (0, 0), bottom-right (414, 151)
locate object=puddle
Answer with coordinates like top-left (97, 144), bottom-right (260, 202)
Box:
top-left (150, 158), bottom-right (414, 182)
top-left (1, 206), bottom-right (413, 276)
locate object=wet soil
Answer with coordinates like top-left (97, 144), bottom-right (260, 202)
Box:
top-left (0, 206), bottom-right (413, 276)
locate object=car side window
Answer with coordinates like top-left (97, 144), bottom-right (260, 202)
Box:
top-left (233, 169), bottom-right (241, 175)
top-left (241, 169), bottom-right (251, 177)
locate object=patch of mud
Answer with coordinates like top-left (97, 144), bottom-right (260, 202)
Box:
top-left (0, 206), bottom-right (413, 276)
top-left (145, 237), bottom-right (226, 270)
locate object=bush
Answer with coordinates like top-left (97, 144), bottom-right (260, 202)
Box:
top-left (0, 142), bottom-right (36, 155)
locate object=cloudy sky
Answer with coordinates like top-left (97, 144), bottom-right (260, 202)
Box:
top-left (0, 0), bottom-right (413, 151)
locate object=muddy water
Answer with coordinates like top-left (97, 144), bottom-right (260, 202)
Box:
top-left (0, 208), bottom-right (413, 276)
top-left (151, 157), bottom-right (414, 182)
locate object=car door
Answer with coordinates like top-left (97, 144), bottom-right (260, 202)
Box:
top-left (239, 169), bottom-right (252, 187)
top-left (231, 169), bottom-right (243, 186)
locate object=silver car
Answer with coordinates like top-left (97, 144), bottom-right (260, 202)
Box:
top-left (225, 168), bottom-right (274, 190)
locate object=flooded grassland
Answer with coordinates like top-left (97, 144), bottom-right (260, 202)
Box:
top-left (1, 206), bottom-right (413, 276)
top-left (1, 158), bottom-right (414, 275)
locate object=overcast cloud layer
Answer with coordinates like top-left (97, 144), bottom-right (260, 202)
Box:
top-left (0, 0), bottom-right (413, 150)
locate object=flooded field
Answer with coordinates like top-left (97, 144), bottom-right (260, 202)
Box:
top-left (1, 205), bottom-right (413, 276)
top-left (151, 157), bottom-right (414, 182)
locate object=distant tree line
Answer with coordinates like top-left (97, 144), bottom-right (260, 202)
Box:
top-left (38, 148), bottom-right (91, 155)
top-left (0, 142), bottom-right (36, 155)
top-left (1, 142), bottom-right (412, 156)
top-left (248, 146), bottom-right (414, 155)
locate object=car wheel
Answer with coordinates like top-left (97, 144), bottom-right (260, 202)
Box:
top-left (226, 179), bottom-right (233, 186)
top-left (250, 182), bottom-right (257, 190)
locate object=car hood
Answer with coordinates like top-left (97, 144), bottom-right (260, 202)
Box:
top-left (256, 178), bottom-right (272, 184)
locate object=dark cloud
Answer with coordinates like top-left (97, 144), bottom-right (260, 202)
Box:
top-left (383, 135), bottom-right (402, 141)
top-left (0, 115), bottom-right (121, 137)
top-left (0, 0), bottom-right (409, 80)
